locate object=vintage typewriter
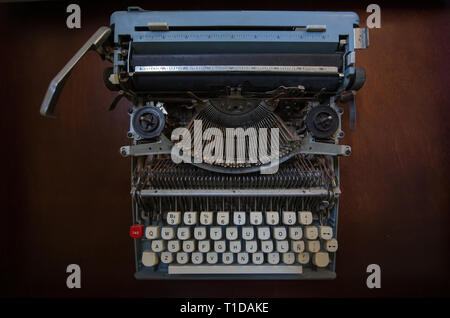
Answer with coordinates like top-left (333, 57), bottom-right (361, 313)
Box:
top-left (41, 8), bottom-right (368, 279)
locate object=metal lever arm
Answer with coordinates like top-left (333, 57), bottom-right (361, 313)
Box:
top-left (40, 26), bottom-right (112, 117)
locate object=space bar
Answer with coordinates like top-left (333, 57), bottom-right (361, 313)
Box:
top-left (168, 265), bottom-right (302, 275)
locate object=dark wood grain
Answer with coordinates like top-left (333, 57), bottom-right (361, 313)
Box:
top-left (0, 1), bottom-right (449, 298)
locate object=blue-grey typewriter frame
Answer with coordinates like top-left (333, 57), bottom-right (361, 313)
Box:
top-left (113, 9), bottom-right (359, 280)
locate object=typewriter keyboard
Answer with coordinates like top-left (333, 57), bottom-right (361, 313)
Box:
top-left (138, 210), bottom-right (338, 275)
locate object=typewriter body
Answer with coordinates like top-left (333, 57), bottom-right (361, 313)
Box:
top-left (41, 8), bottom-right (368, 279)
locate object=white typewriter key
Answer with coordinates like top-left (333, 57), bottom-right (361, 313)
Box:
top-left (177, 227), bottom-right (191, 240)
top-left (305, 226), bottom-right (319, 240)
top-left (298, 211), bottom-right (313, 225)
top-left (167, 240), bottom-right (180, 252)
top-left (291, 240), bottom-right (305, 253)
top-left (273, 227), bottom-right (287, 240)
top-left (161, 252), bottom-right (173, 264)
top-left (276, 241), bottom-right (289, 253)
top-left (261, 240), bottom-right (274, 253)
top-left (233, 211), bottom-right (246, 225)
top-left (151, 240), bottom-right (165, 252)
top-left (210, 227), bottom-right (222, 240)
top-left (268, 252), bottom-right (280, 264)
top-left (266, 211), bottom-right (279, 225)
top-left (229, 240), bottom-right (242, 253)
top-left (282, 253), bottom-right (296, 265)
top-left (182, 240), bottom-right (195, 253)
top-left (217, 211), bottom-right (230, 225)
top-left (183, 211), bottom-right (197, 225)
top-left (325, 238), bottom-right (338, 252)
top-left (223, 252), bottom-right (234, 264)
top-left (198, 240), bottom-right (211, 253)
top-left (145, 226), bottom-right (160, 239)
top-left (245, 240), bottom-right (258, 253)
top-left (200, 211), bottom-right (214, 225)
top-left (142, 250), bottom-right (158, 267)
top-left (167, 211), bottom-right (181, 225)
top-left (214, 240), bottom-right (226, 253)
top-left (307, 240), bottom-right (321, 253)
top-left (252, 252), bottom-right (264, 265)
top-left (226, 227), bottom-right (238, 240)
top-left (242, 227), bottom-right (255, 240)
top-left (250, 211), bottom-right (263, 225)
top-left (313, 252), bottom-right (330, 268)
top-left (237, 252), bottom-right (249, 264)
top-left (168, 265), bottom-right (303, 275)
top-left (206, 252), bottom-right (218, 264)
top-left (161, 227), bottom-right (175, 240)
top-left (319, 226), bottom-right (333, 240)
top-left (257, 227), bottom-right (271, 240)
top-left (194, 227), bottom-right (207, 240)
top-left (297, 252), bottom-right (310, 264)
top-left (282, 211), bottom-right (296, 225)
top-left (289, 227), bottom-right (303, 240)
top-left (191, 252), bottom-right (204, 264)
top-left (176, 252), bottom-right (189, 264)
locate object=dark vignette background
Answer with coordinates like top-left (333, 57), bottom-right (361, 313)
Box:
top-left (0, 0), bottom-right (449, 298)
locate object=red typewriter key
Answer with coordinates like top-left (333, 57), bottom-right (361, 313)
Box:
top-left (129, 225), bottom-right (144, 238)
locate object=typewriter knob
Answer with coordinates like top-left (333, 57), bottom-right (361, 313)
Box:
top-left (131, 106), bottom-right (165, 139)
top-left (348, 67), bottom-right (366, 91)
top-left (103, 67), bottom-right (120, 91)
top-left (306, 106), bottom-right (339, 139)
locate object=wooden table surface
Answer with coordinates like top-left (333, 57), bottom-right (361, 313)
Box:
top-left (0, 0), bottom-right (449, 297)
